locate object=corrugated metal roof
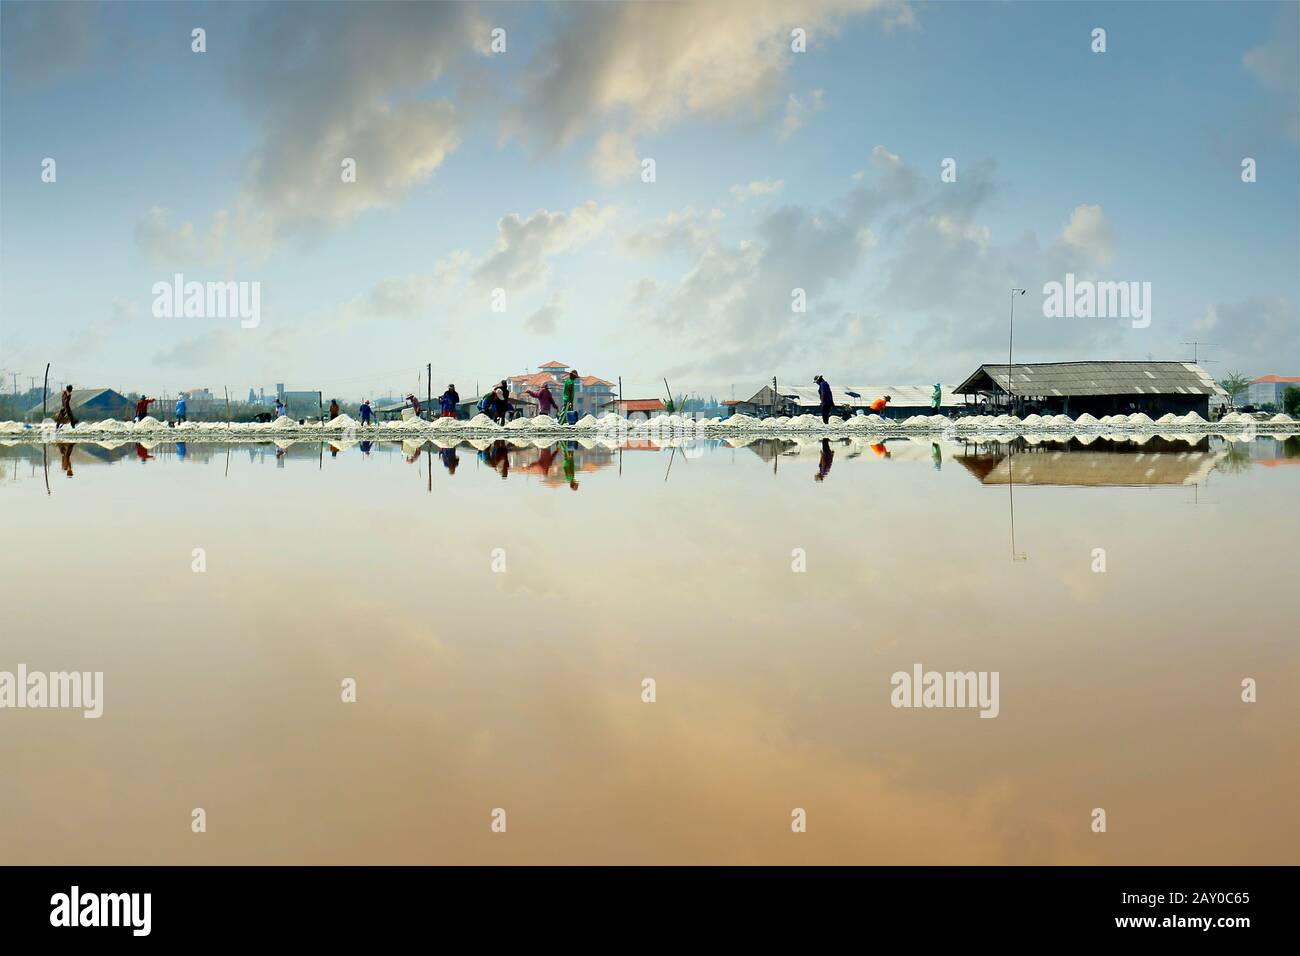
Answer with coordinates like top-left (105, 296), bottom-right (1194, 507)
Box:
top-left (955, 362), bottom-right (1226, 397)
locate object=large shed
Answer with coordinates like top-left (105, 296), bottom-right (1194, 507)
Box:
top-left (27, 387), bottom-right (133, 422)
top-left (953, 362), bottom-right (1224, 417)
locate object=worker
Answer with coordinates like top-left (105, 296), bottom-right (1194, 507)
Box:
top-left (134, 396), bottom-right (156, 422)
top-left (562, 370), bottom-right (579, 424)
top-left (175, 394), bottom-right (187, 424)
top-left (406, 393), bottom-right (422, 418)
top-left (814, 374), bottom-right (833, 424)
top-left (54, 386), bottom-right (78, 429)
top-left (359, 399), bottom-right (373, 426)
top-left (869, 394), bottom-right (892, 415)
top-left (524, 382), bottom-right (560, 418)
top-left (439, 384), bottom-right (460, 418)
top-left (931, 383), bottom-right (942, 413)
top-left (274, 398), bottom-right (286, 419)
top-left (489, 382), bottom-right (510, 425)
top-left (329, 398), bottom-right (340, 420)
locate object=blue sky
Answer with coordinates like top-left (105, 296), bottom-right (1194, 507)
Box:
top-left (2, 0), bottom-right (1296, 402)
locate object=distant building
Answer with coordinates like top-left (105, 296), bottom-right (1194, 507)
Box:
top-left (508, 361), bottom-right (616, 416)
top-left (953, 361), bottom-right (1225, 417)
top-left (604, 398), bottom-right (665, 422)
top-left (1246, 375), bottom-right (1300, 408)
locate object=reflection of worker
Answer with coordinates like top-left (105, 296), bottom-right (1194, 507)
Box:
top-left (58, 443), bottom-right (75, 477)
top-left (816, 438), bottom-right (834, 481)
top-left (439, 446), bottom-right (460, 475)
top-left (564, 442), bottom-right (579, 489)
top-left (870, 442), bottom-right (891, 459)
top-left (135, 443), bottom-right (153, 462)
top-left (931, 442), bottom-right (942, 471)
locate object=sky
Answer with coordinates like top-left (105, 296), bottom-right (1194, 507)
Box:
top-left (1, 0), bottom-right (1297, 403)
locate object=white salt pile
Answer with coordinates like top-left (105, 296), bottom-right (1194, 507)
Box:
top-left (1074, 413), bottom-right (1100, 426)
top-left (268, 415), bottom-right (296, 429)
top-left (1128, 413), bottom-right (1154, 426)
top-left (1156, 413), bottom-right (1178, 424)
top-left (575, 415), bottom-right (599, 427)
top-left (1182, 411), bottom-right (1206, 424)
top-left (329, 414), bottom-right (358, 429)
top-left (1272, 413), bottom-right (1293, 423)
top-left (1219, 412), bottom-right (1244, 424)
top-left (1021, 414), bottom-right (1043, 427)
top-left (466, 414), bottom-right (496, 427)
top-left (135, 416), bottom-right (166, 429)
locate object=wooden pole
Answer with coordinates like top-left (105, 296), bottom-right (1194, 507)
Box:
top-left (224, 386), bottom-right (230, 424)
top-left (42, 363), bottom-right (50, 417)
top-left (427, 362), bottom-right (432, 422)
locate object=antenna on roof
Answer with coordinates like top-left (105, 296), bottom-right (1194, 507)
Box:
top-left (1181, 341), bottom-right (1219, 365)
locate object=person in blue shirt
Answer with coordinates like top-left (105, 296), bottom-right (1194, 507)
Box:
top-left (814, 374), bottom-right (833, 424)
top-left (439, 385), bottom-right (460, 418)
top-left (174, 396), bottom-right (187, 424)
top-left (359, 399), bottom-right (373, 426)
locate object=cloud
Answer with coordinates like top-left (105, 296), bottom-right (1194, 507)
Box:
top-left (731, 179), bottom-right (785, 202)
top-left (133, 207), bottom-right (273, 270)
top-left (0, 2), bottom-right (96, 89)
top-left (525, 294), bottom-right (564, 335)
top-left (1054, 204), bottom-right (1115, 269)
top-left (504, 0), bottom-right (909, 178)
top-left (1189, 298), bottom-right (1300, 373)
top-left (1242, 3), bottom-right (1300, 142)
top-left (780, 88), bottom-right (825, 140)
top-left (472, 201), bottom-right (615, 291)
top-left (619, 207), bottom-right (723, 258)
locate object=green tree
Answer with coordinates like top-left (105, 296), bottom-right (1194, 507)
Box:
top-left (1218, 371), bottom-right (1252, 406)
top-left (1284, 385), bottom-right (1300, 417)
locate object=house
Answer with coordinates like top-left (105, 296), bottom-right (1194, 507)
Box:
top-left (603, 398), bottom-right (665, 422)
top-left (740, 383), bottom-right (960, 419)
top-left (1246, 375), bottom-right (1300, 408)
top-left (26, 387), bottom-right (132, 422)
top-left (953, 361), bottom-right (1225, 417)
top-left (507, 361), bottom-right (616, 417)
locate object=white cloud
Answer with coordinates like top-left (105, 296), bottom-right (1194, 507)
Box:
top-left (1056, 204), bottom-right (1115, 268)
top-left (525, 293), bottom-right (565, 335)
top-left (1243, 4), bottom-right (1300, 142)
top-left (505, 0), bottom-right (907, 177)
top-left (780, 88), bottom-right (826, 141)
top-left (619, 207), bottom-right (723, 258)
top-left (473, 201), bottom-right (616, 291)
top-left (731, 179), bottom-right (785, 202)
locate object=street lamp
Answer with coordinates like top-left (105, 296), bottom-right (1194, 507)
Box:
top-left (1008, 287), bottom-right (1026, 414)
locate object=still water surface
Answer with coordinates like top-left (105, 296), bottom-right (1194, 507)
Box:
top-left (2, 436), bottom-right (1297, 864)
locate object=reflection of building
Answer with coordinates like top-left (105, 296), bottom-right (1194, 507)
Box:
top-left (1246, 375), bottom-right (1300, 408)
top-left (954, 362), bottom-right (1224, 417)
top-left (955, 437), bottom-right (1224, 486)
top-left (508, 361), bottom-right (615, 416)
top-left (741, 383), bottom-right (959, 419)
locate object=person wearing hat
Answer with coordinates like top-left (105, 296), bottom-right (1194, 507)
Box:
top-left (814, 374), bottom-right (833, 424)
top-left (439, 384), bottom-right (460, 418)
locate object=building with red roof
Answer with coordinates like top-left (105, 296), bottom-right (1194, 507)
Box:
top-left (1248, 375), bottom-right (1300, 408)
top-left (507, 361), bottom-right (617, 417)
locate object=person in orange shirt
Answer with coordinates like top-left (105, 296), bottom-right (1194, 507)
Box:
top-left (869, 395), bottom-right (891, 414)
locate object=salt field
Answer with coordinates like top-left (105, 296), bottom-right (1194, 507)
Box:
top-left (2, 434), bottom-right (1296, 864)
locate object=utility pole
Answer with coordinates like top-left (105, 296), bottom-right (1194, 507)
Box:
top-left (427, 362), bottom-right (432, 421)
top-left (42, 363), bottom-right (50, 417)
top-left (1008, 288), bottom-right (1026, 414)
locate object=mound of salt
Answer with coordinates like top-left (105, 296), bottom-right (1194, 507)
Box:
top-left (267, 415), bottom-right (296, 429)
top-left (1219, 412), bottom-right (1243, 424)
top-left (134, 416), bottom-right (166, 429)
top-left (329, 414), bottom-right (358, 429)
top-left (505, 417), bottom-right (532, 429)
top-left (1128, 413), bottom-right (1154, 426)
top-left (827, 415), bottom-right (845, 426)
top-left (466, 414), bottom-right (496, 427)
top-left (1271, 413), bottom-right (1293, 423)
top-left (1020, 413), bottom-right (1043, 427)
top-left (1156, 413), bottom-right (1178, 424)
top-left (727, 414), bottom-right (759, 428)
top-left (1074, 413), bottom-right (1100, 426)
top-left (1182, 411), bottom-right (1206, 424)
top-left (532, 415), bottom-right (559, 426)
top-left (575, 414), bottom-right (599, 427)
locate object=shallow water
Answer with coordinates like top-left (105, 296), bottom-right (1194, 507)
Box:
top-left (1, 436), bottom-right (1297, 864)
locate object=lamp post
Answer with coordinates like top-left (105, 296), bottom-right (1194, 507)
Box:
top-left (1007, 287), bottom-right (1026, 414)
